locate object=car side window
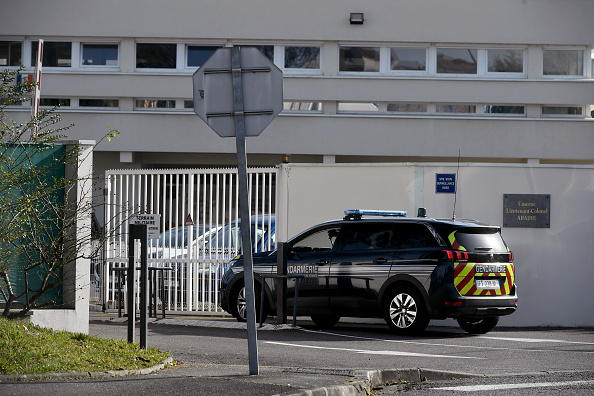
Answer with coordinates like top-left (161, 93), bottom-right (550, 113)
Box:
top-left (339, 223), bottom-right (394, 251)
top-left (393, 223), bottom-right (440, 249)
top-left (290, 227), bottom-right (340, 254)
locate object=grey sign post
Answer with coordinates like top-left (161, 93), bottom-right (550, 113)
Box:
top-left (193, 46), bottom-right (283, 375)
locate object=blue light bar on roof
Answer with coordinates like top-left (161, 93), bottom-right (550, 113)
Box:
top-left (344, 209), bottom-right (407, 218)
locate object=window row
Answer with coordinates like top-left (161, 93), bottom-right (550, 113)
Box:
top-left (1, 40), bottom-right (589, 78)
top-left (337, 102), bottom-right (589, 117)
top-left (340, 46), bottom-right (587, 77)
top-left (0, 40), bottom-right (319, 72)
top-left (12, 98), bottom-right (591, 118)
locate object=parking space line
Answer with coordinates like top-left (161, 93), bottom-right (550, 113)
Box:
top-left (435, 379), bottom-right (594, 391)
top-left (480, 336), bottom-right (594, 345)
top-left (299, 328), bottom-right (594, 353)
top-left (264, 341), bottom-right (483, 359)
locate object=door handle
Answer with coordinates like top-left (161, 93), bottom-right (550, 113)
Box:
top-left (315, 259), bottom-right (329, 265)
top-left (373, 257), bottom-right (388, 264)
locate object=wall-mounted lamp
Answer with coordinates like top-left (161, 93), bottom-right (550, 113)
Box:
top-left (349, 13), bottom-right (364, 25)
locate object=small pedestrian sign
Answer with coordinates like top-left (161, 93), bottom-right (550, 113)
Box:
top-left (436, 173), bottom-right (456, 194)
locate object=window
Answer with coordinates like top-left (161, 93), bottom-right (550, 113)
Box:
top-left (338, 102), bottom-right (379, 112)
top-left (448, 229), bottom-right (507, 252)
top-left (436, 104), bottom-right (476, 114)
top-left (40, 98), bottom-right (70, 107)
top-left (487, 49), bottom-right (524, 73)
top-left (291, 227), bottom-right (340, 254)
top-left (543, 49), bottom-right (584, 76)
top-left (393, 224), bottom-right (439, 249)
top-left (484, 105), bottom-right (525, 115)
top-left (541, 106), bottom-right (583, 116)
top-left (390, 47), bottom-right (426, 71)
top-left (82, 43), bottom-right (118, 66)
top-left (79, 99), bottom-right (119, 108)
top-left (437, 48), bottom-right (477, 74)
top-left (0, 41), bottom-right (22, 66)
top-left (184, 100), bottom-right (194, 109)
top-left (283, 102), bottom-right (322, 112)
top-left (339, 47), bottom-right (380, 72)
top-left (284, 47), bottom-right (320, 69)
top-left (136, 43), bottom-right (176, 69)
top-left (339, 224), bottom-right (394, 250)
top-left (135, 99), bottom-right (176, 109)
top-left (387, 103), bottom-right (427, 113)
top-left (31, 41), bottom-right (71, 67)
top-left (187, 46), bottom-right (218, 67)
top-left (205, 223), bottom-right (271, 252)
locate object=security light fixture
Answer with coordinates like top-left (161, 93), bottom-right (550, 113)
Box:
top-left (350, 13), bottom-right (364, 25)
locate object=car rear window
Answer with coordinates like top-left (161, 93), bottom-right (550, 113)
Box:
top-left (394, 223), bottom-right (441, 249)
top-left (449, 228), bottom-right (508, 252)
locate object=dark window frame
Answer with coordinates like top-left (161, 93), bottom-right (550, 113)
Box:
top-left (136, 43), bottom-right (177, 69)
top-left (31, 41), bottom-right (72, 67)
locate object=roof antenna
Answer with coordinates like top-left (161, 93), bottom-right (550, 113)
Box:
top-left (452, 149), bottom-right (461, 221)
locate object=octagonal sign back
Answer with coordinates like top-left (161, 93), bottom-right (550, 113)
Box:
top-left (193, 47), bottom-right (283, 137)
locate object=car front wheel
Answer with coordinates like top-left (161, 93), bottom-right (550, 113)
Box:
top-left (457, 316), bottom-right (499, 334)
top-left (384, 286), bottom-right (429, 335)
top-left (230, 283), bottom-right (266, 323)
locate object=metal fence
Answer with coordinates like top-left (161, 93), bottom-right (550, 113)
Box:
top-left (98, 167), bottom-right (278, 313)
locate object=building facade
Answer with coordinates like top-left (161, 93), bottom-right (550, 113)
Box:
top-left (2, 0), bottom-right (594, 328)
top-left (1, 0), bottom-right (592, 176)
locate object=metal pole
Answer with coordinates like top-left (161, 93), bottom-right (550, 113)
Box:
top-left (232, 46), bottom-right (259, 375)
top-left (140, 224), bottom-right (148, 349)
top-left (277, 242), bottom-right (287, 324)
top-left (127, 227), bottom-right (136, 343)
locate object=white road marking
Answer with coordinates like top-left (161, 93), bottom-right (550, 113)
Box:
top-left (481, 336), bottom-right (594, 345)
top-left (300, 328), bottom-right (594, 353)
top-left (264, 341), bottom-right (482, 359)
top-left (435, 379), bottom-right (594, 391)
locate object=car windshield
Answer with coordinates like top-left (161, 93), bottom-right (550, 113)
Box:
top-left (202, 225), bottom-right (270, 250)
top-left (152, 225), bottom-right (210, 247)
top-left (449, 228), bottom-right (507, 252)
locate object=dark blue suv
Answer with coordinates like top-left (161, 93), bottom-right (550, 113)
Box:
top-left (220, 209), bottom-right (517, 335)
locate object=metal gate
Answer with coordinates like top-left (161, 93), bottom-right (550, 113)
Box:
top-left (101, 167), bottom-right (278, 313)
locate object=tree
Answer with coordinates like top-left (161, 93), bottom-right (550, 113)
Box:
top-left (0, 67), bottom-right (118, 319)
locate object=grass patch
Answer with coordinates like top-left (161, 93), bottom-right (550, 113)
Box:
top-left (0, 317), bottom-right (170, 375)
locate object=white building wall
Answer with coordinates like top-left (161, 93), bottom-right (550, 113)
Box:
top-left (5, 0), bottom-right (594, 45)
top-left (1, 0), bottom-right (592, 171)
top-left (281, 163), bottom-right (594, 327)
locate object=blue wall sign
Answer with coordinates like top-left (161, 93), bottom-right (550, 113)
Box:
top-left (436, 173), bottom-right (456, 193)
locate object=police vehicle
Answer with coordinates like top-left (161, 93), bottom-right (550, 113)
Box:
top-left (220, 209), bottom-right (517, 335)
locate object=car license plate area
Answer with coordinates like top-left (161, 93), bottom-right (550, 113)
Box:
top-left (475, 278), bottom-right (501, 290)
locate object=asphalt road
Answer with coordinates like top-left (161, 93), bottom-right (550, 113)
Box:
top-left (93, 318), bottom-right (593, 374)
top-left (1, 316), bottom-right (593, 395)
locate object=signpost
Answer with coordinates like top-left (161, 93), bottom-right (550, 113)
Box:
top-left (128, 215), bottom-right (160, 349)
top-left (130, 214), bottom-right (160, 239)
top-left (436, 173), bottom-right (457, 194)
top-left (193, 46), bottom-right (283, 375)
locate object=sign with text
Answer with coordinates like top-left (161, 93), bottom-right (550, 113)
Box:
top-left (503, 194), bottom-right (550, 228)
top-left (130, 214), bottom-right (161, 238)
top-left (436, 173), bottom-right (456, 193)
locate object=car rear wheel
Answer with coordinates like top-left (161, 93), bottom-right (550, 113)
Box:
top-left (311, 314), bottom-right (341, 329)
top-left (230, 283), bottom-right (266, 323)
top-left (384, 286), bottom-right (429, 335)
top-left (457, 316), bottom-right (499, 334)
